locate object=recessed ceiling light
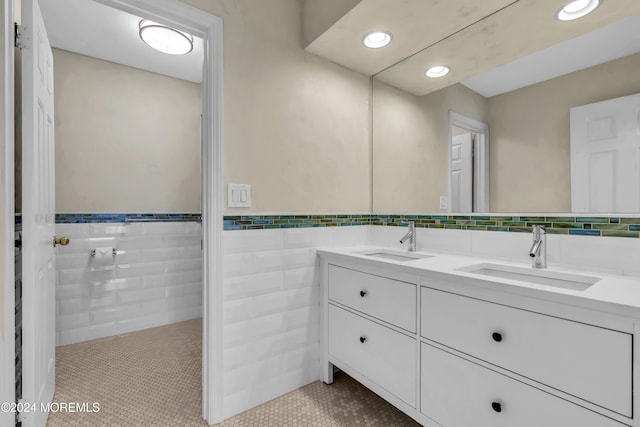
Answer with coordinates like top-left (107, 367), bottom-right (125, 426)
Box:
top-left (363, 31), bottom-right (392, 49)
top-left (425, 65), bottom-right (450, 78)
top-left (555, 0), bottom-right (600, 21)
top-left (139, 19), bottom-right (194, 55)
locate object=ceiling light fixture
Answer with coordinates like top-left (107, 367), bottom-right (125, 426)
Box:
top-left (555, 0), bottom-right (600, 21)
top-left (363, 31), bottom-right (392, 49)
top-left (425, 65), bottom-right (450, 78)
top-left (139, 19), bottom-right (194, 55)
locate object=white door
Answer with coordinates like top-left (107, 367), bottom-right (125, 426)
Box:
top-left (21, 0), bottom-right (57, 425)
top-left (570, 93), bottom-right (640, 213)
top-left (451, 133), bottom-right (473, 212)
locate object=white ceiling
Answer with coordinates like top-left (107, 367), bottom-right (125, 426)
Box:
top-left (461, 13), bottom-right (640, 98)
top-left (304, 0), bottom-right (640, 97)
top-left (39, 0), bottom-right (204, 83)
top-left (305, 0), bottom-right (515, 76)
top-left (41, 1), bottom-right (640, 96)
top-left (372, 0), bottom-right (640, 97)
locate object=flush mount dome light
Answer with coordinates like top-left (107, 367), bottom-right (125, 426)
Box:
top-left (139, 19), bottom-right (194, 55)
top-left (363, 31), bottom-right (392, 48)
top-left (425, 65), bottom-right (450, 78)
top-left (556, 0), bottom-right (600, 21)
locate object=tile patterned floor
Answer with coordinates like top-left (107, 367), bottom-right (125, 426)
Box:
top-left (47, 319), bottom-right (420, 427)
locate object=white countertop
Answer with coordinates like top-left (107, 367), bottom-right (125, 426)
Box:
top-left (317, 246), bottom-right (640, 318)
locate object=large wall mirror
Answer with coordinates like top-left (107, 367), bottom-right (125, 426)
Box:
top-left (371, 1), bottom-right (640, 213)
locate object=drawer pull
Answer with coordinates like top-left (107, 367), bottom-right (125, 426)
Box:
top-left (492, 332), bottom-right (503, 342)
top-left (359, 336), bottom-right (367, 343)
top-left (360, 290), bottom-right (367, 297)
top-left (491, 401), bottom-right (503, 413)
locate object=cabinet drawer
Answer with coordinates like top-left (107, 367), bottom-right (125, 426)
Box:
top-left (421, 287), bottom-right (632, 417)
top-left (329, 265), bottom-right (416, 332)
top-left (421, 343), bottom-right (623, 427)
top-left (329, 304), bottom-right (416, 406)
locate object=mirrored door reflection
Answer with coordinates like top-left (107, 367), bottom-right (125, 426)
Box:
top-left (449, 113), bottom-right (489, 213)
top-left (450, 126), bottom-right (475, 212)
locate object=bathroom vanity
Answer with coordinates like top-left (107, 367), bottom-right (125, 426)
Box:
top-left (318, 248), bottom-right (640, 427)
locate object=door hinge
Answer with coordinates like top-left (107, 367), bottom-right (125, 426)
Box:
top-left (14, 23), bottom-right (29, 49)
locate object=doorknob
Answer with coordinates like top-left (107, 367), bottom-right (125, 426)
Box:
top-left (53, 236), bottom-right (70, 247)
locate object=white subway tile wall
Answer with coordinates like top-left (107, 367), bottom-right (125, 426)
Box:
top-left (53, 220), bottom-right (640, 420)
top-left (55, 222), bottom-right (203, 346)
top-left (222, 226), bottom-right (368, 419)
top-left (221, 224), bottom-right (639, 419)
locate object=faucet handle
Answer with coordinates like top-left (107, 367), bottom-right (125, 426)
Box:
top-left (532, 224), bottom-right (546, 234)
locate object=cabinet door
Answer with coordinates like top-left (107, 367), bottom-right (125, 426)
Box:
top-left (329, 305), bottom-right (416, 406)
top-left (420, 343), bottom-right (623, 427)
top-left (329, 265), bottom-right (416, 332)
top-left (421, 287), bottom-right (632, 416)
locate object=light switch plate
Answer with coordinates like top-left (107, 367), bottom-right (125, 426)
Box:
top-left (228, 184), bottom-right (251, 208)
top-left (439, 196), bottom-right (448, 210)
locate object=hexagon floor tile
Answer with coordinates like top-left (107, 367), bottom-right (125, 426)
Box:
top-left (46, 319), bottom-right (419, 427)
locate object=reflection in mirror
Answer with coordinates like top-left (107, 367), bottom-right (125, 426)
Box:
top-left (570, 93), bottom-right (640, 213)
top-left (372, 80), bottom-right (487, 213)
top-left (487, 53), bottom-right (640, 213)
top-left (449, 113), bottom-right (489, 213)
top-left (450, 126), bottom-right (473, 212)
top-left (372, 8), bottom-right (640, 214)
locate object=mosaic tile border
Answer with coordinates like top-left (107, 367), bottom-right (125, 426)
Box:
top-left (45, 213), bottom-right (640, 238)
top-left (370, 214), bottom-right (640, 238)
top-left (55, 213), bottom-right (202, 224)
top-left (223, 215), bottom-right (370, 230)
top-left (223, 214), bottom-right (640, 238)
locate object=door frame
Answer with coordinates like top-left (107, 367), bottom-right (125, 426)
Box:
top-left (2, 0), bottom-right (225, 424)
top-left (448, 111), bottom-right (490, 213)
top-left (1, 0), bottom-right (16, 425)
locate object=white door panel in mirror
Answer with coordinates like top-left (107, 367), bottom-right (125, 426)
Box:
top-left (571, 93), bottom-right (640, 213)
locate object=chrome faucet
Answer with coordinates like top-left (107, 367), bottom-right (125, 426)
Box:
top-left (399, 221), bottom-right (416, 252)
top-left (529, 225), bottom-right (547, 268)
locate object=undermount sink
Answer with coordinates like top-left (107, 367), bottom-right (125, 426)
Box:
top-left (355, 249), bottom-right (434, 262)
top-left (457, 263), bottom-right (600, 291)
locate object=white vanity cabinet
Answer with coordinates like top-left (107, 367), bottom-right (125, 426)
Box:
top-left (322, 263), bottom-right (419, 415)
top-left (420, 286), bottom-right (632, 418)
top-left (328, 304), bottom-right (416, 405)
top-left (420, 343), bottom-right (623, 427)
top-left (319, 252), bottom-right (639, 427)
top-left (419, 285), bottom-right (633, 427)
top-left (328, 265), bottom-right (416, 332)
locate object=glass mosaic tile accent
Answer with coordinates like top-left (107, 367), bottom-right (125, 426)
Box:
top-left (50, 213), bottom-right (640, 238)
top-left (223, 214), bottom-right (369, 230)
top-left (222, 214), bottom-right (640, 238)
top-left (55, 213), bottom-right (202, 223)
